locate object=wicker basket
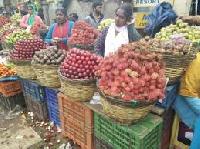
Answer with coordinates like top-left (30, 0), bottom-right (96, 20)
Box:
top-left (1, 42), bottom-right (13, 51)
top-left (41, 65), bottom-right (60, 88)
top-left (59, 72), bottom-right (96, 101)
top-left (99, 89), bottom-right (154, 124)
top-left (32, 63), bottom-right (45, 82)
top-left (11, 60), bottom-right (36, 80)
top-left (162, 51), bottom-right (196, 84)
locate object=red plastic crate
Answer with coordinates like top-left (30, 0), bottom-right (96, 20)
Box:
top-left (0, 80), bottom-right (22, 97)
top-left (58, 93), bottom-right (94, 149)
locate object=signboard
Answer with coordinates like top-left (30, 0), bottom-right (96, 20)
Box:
top-left (134, 12), bottom-right (148, 28)
top-left (133, 0), bottom-right (160, 7)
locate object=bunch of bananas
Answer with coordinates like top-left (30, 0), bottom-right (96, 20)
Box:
top-left (98, 19), bottom-right (114, 31)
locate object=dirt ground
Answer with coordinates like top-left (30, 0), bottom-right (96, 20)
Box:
top-left (0, 104), bottom-right (81, 149)
top-left (0, 106), bottom-right (42, 149)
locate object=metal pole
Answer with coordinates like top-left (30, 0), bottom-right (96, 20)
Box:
top-left (196, 0), bottom-right (198, 15)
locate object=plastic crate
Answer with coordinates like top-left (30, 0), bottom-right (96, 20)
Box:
top-left (24, 94), bottom-right (48, 121)
top-left (94, 112), bottom-right (163, 149)
top-left (58, 93), bottom-right (94, 149)
top-left (20, 79), bottom-right (45, 102)
top-left (94, 136), bottom-right (113, 149)
top-left (0, 80), bottom-right (22, 97)
top-left (0, 93), bottom-right (25, 111)
top-left (45, 87), bottom-right (60, 126)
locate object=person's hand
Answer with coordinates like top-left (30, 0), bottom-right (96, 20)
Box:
top-left (26, 25), bottom-right (31, 32)
top-left (53, 38), bottom-right (62, 43)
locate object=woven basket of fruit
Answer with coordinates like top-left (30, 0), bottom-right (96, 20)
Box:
top-left (98, 87), bottom-right (154, 124)
top-left (154, 20), bottom-right (200, 83)
top-left (9, 38), bottom-right (46, 80)
top-left (162, 50), bottom-right (196, 84)
top-left (95, 41), bottom-right (166, 124)
top-left (59, 72), bottom-right (96, 101)
top-left (31, 63), bottom-right (44, 82)
top-left (9, 59), bottom-right (36, 80)
top-left (16, 65), bottom-right (36, 80)
top-left (15, 62), bottom-right (37, 80)
top-left (41, 65), bottom-right (60, 88)
top-left (59, 48), bottom-right (102, 101)
top-left (32, 47), bottom-right (65, 88)
top-left (150, 35), bottom-right (198, 84)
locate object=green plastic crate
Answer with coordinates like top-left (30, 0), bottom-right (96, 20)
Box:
top-left (94, 113), bottom-right (163, 149)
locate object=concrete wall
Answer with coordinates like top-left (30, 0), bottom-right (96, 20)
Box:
top-left (67, 0), bottom-right (120, 19)
top-left (48, 0), bottom-right (121, 24)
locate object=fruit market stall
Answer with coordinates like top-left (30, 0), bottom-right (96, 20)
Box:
top-left (1, 14), bottom-right (199, 148)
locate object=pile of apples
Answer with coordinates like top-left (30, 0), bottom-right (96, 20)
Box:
top-left (60, 48), bottom-right (102, 79)
top-left (10, 39), bottom-right (46, 61)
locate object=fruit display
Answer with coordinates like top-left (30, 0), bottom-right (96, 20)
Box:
top-left (68, 21), bottom-right (99, 46)
top-left (160, 35), bottom-right (193, 55)
top-left (0, 16), bottom-right (10, 27)
top-left (5, 30), bottom-right (33, 46)
top-left (0, 64), bottom-right (16, 78)
top-left (0, 24), bottom-right (20, 43)
top-left (98, 19), bottom-right (114, 30)
top-left (10, 39), bottom-right (46, 61)
top-left (95, 41), bottom-right (166, 101)
top-left (60, 48), bottom-right (102, 79)
top-left (155, 19), bottom-right (200, 43)
top-left (32, 47), bottom-right (65, 65)
top-left (10, 13), bottom-right (21, 23)
top-left (139, 37), bottom-right (193, 55)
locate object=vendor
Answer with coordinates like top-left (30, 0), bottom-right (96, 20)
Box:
top-left (94, 3), bottom-right (142, 57)
top-left (85, 1), bottom-right (104, 28)
top-left (20, 4), bottom-right (45, 29)
top-left (172, 52), bottom-right (200, 149)
top-left (45, 8), bottom-right (74, 50)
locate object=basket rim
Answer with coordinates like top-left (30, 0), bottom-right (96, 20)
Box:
top-left (97, 84), bottom-right (155, 108)
top-left (58, 70), bottom-right (96, 83)
top-left (31, 62), bottom-right (59, 68)
top-left (9, 58), bottom-right (31, 65)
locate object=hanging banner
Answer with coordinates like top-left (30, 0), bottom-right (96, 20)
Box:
top-left (133, 0), bottom-right (160, 7)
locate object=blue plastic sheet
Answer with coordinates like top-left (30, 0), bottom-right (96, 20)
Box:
top-left (0, 76), bottom-right (19, 82)
top-left (144, 2), bottom-right (177, 37)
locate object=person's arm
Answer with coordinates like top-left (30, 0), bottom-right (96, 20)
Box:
top-left (36, 16), bottom-right (46, 29)
top-left (45, 24), bottom-right (55, 44)
top-left (94, 27), bottom-right (108, 56)
top-left (127, 24), bottom-right (142, 42)
top-left (20, 15), bottom-right (29, 28)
